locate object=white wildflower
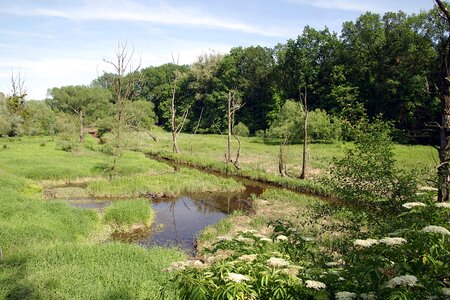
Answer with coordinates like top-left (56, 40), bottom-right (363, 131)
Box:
top-left (402, 202), bottom-right (426, 209)
top-left (421, 225), bottom-right (450, 235)
top-left (226, 272), bottom-right (251, 283)
top-left (187, 260), bottom-right (206, 269)
top-left (360, 292), bottom-right (376, 300)
top-left (236, 236), bottom-right (253, 243)
top-left (276, 235), bottom-right (288, 241)
top-left (385, 275), bottom-right (418, 288)
top-left (419, 186), bottom-right (437, 191)
top-left (326, 261), bottom-right (342, 267)
top-left (281, 266), bottom-right (301, 277)
top-left (379, 237), bottom-right (407, 246)
top-left (165, 261), bottom-right (188, 272)
top-left (353, 238), bottom-right (379, 247)
top-left (436, 202), bottom-right (450, 209)
top-left (442, 288), bottom-right (450, 296)
top-left (260, 237), bottom-right (272, 242)
top-left (335, 291), bottom-right (357, 300)
top-left (253, 233), bottom-right (267, 238)
top-left (302, 236), bottom-right (315, 242)
top-left (217, 235), bottom-right (232, 241)
top-left (267, 257), bottom-right (290, 267)
top-left (305, 280), bottom-right (326, 290)
top-left (242, 229), bottom-right (258, 234)
top-left (238, 254), bottom-right (257, 262)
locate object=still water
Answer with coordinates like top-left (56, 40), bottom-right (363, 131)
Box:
top-left (65, 181), bottom-right (265, 254)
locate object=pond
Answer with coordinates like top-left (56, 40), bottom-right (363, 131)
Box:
top-left (58, 178), bottom-right (266, 254)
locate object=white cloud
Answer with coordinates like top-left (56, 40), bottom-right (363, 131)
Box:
top-left (0, 40), bottom-right (235, 100)
top-left (5, 0), bottom-right (290, 37)
top-left (284, 0), bottom-right (383, 12)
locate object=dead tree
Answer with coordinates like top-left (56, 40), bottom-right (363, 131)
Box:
top-left (104, 41), bottom-right (141, 174)
top-left (7, 70), bottom-right (27, 114)
top-left (170, 56), bottom-right (189, 154)
top-left (226, 91), bottom-right (243, 168)
top-left (279, 135), bottom-right (289, 177)
top-left (300, 87), bottom-right (308, 179)
top-left (434, 0), bottom-right (450, 202)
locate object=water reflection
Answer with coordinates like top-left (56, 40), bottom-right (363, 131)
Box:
top-left (61, 181), bottom-right (265, 254)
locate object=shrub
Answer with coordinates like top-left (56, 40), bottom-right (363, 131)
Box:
top-left (233, 122), bottom-right (250, 137)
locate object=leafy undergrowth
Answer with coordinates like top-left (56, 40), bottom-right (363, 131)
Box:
top-left (168, 195), bottom-right (450, 299)
top-left (87, 168), bottom-right (244, 198)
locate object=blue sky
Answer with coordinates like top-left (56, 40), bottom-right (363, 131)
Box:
top-left (0, 0), bottom-right (433, 100)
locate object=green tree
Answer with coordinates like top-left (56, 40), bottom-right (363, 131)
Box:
top-left (47, 85), bottom-right (112, 143)
top-left (21, 101), bottom-right (56, 136)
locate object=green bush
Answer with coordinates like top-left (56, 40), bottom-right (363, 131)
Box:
top-left (233, 122), bottom-right (250, 137)
top-left (266, 100), bottom-right (341, 143)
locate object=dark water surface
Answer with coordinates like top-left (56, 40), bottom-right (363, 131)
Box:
top-left (62, 177), bottom-right (266, 254)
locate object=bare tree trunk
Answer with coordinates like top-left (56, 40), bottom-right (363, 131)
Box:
top-left (434, 0), bottom-right (450, 202)
top-left (279, 143), bottom-right (287, 177)
top-left (104, 41), bottom-right (141, 176)
top-left (300, 88), bottom-right (308, 179)
top-left (227, 91), bottom-right (232, 164)
top-left (233, 134), bottom-right (241, 169)
top-left (194, 107), bottom-right (204, 135)
top-left (171, 79), bottom-right (179, 154)
top-left (79, 110), bottom-right (84, 143)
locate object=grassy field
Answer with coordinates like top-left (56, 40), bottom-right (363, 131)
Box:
top-left (132, 129), bottom-right (437, 195)
top-left (0, 133), bottom-right (438, 299)
top-left (0, 136), bottom-right (173, 180)
top-left (0, 136), bottom-right (240, 299)
top-left (138, 130), bottom-right (437, 177)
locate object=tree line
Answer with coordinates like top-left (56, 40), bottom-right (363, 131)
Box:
top-left (0, 7), bottom-right (446, 143)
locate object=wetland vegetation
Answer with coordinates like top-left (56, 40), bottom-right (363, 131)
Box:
top-left (1, 2), bottom-right (450, 299)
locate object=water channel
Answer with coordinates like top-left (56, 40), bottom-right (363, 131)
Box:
top-left (52, 166), bottom-right (269, 254)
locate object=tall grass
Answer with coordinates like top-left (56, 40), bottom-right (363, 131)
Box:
top-left (104, 199), bottom-right (155, 229)
top-left (0, 175), bottom-right (99, 255)
top-left (1, 243), bottom-right (185, 300)
top-left (88, 168), bottom-right (244, 197)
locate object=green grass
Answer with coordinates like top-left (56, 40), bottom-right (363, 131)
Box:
top-left (104, 199), bottom-right (155, 228)
top-left (0, 136), bottom-right (172, 180)
top-left (0, 137), bottom-right (189, 299)
top-left (133, 130), bottom-right (436, 192)
top-left (0, 175), bottom-right (99, 255)
top-left (136, 131), bottom-right (437, 180)
top-left (88, 168), bottom-right (244, 197)
top-left (1, 243), bottom-right (185, 300)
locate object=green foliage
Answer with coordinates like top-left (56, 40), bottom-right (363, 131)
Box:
top-left (124, 99), bottom-right (157, 132)
top-left (21, 100), bottom-right (57, 136)
top-left (233, 122), bottom-right (249, 137)
top-left (266, 100), bottom-right (341, 143)
top-left (326, 120), bottom-right (418, 217)
top-left (47, 85), bottom-right (113, 124)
